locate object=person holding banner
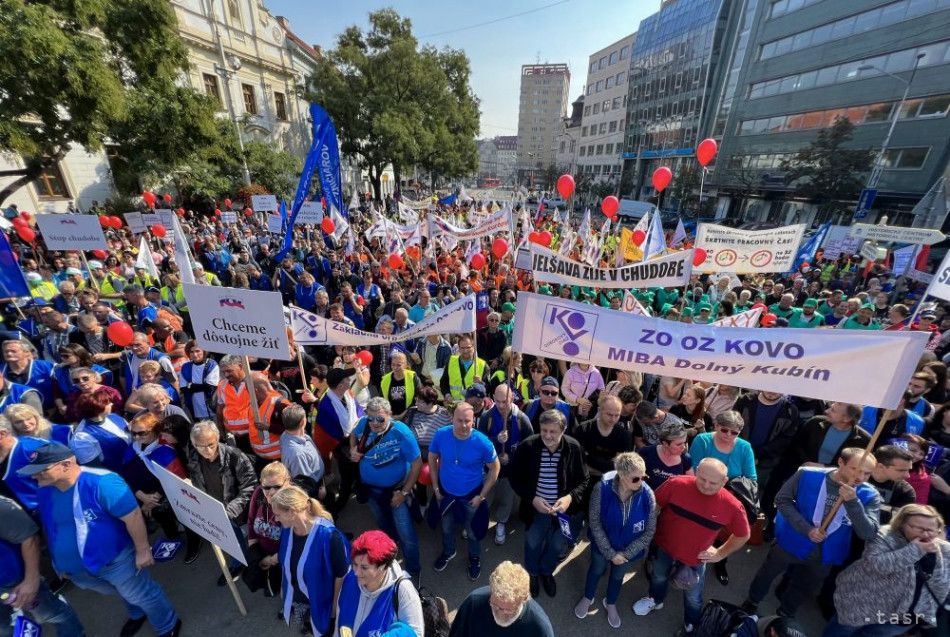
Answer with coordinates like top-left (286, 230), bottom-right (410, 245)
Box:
top-left (19, 441), bottom-right (182, 637)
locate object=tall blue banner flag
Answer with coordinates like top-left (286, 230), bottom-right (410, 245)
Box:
top-left (789, 222), bottom-right (831, 273)
top-left (276, 103), bottom-right (344, 261)
top-left (0, 231), bottom-right (30, 297)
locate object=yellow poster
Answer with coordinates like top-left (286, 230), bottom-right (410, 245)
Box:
top-left (621, 228), bottom-right (643, 262)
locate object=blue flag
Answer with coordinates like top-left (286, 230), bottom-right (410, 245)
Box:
top-left (276, 103), bottom-right (344, 261)
top-left (789, 222), bottom-right (831, 272)
top-left (0, 232), bottom-right (29, 297)
top-left (438, 193), bottom-right (457, 206)
top-left (279, 199), bottom-right (288, 231)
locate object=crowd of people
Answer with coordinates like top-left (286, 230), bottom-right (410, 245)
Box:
top-left (1, 193), bottom-right (950, 637)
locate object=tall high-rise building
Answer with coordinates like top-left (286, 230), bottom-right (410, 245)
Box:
top-left (517, 64), bottom-right (571, 185)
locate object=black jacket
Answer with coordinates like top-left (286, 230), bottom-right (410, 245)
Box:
top-left (510, 434), bottom-right (589, 523)
top-left (186, 442), bottom-right (258, 522)
top-left (786, 416), bottom-right (871, 469)
top-left (734, 392), bottom-right (800, 470)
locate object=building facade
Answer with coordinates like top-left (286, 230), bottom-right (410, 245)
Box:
top-left (708, 0), bottom-right (950, 226)
top-left (0, 147), bottom-right (116, 215)
top-left (554, 97), bottom-right (584, 175)
top-left (578, 34), bottom-right (637, 185)
top-left (516, 64), bottom-right (571, 185)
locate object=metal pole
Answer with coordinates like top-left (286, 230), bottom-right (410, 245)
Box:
top-left (865, 55), bottom-right (924, 191)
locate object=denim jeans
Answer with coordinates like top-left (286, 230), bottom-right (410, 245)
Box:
top-left (822, 616), bottom-right (914, 637)
top-left (648, 546), bottom-right (705, 628)
top-left (366, 489), bottom-right (421, 575)
top-left (584, 548), bottom-right (636, 604)
top-left (440, 497), bottom-right (480, 560)
top-left (524, 515), bottom-right (568, 576)
top-left (66, 547), bottom-right (178, 634)
top-left (0, 580), bottom-right (85, 637)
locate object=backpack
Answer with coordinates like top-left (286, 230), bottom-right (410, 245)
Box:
top-left (695, 599), bottom-right (757, 637)
top-left (392, 576), bottom-right (450, 637)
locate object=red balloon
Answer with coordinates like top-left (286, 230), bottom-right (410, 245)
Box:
top-left (470, 252), bottom-right (486, 269)
top-left (176, 207), bottom-right (185, 217)
top-left (16, 227), bottom-right (35, 243)
top-left (696, 138), bottom-right (718, 167)
top-left (652, 167), bottom-right (673, 192)
top-left (388, 254), bottom-right (404, 270)
top-left (244, 207), bottom-right (254, 217)
top-left (491, 238), bottom-right (508, 260)
top-left (109, 216), bottom-right (122, 229)
top-left (106, 321), bottom-right (134, 347)
top-left (99, 216), bottom-right (111, 228)
top-left (632, 229), bottom-right (646, 246)
top-left (150, 224), bottom-right (167, 238)
top-left (418, 462), bottom-right (432, 486)
top-left (539, 231), bottom-right (552, 247)
top-left (224, 198), bottom-right (233, 209)
top-left (601, 196), bottom-right (620, 217)
top-left (91, 249), bottom-right (107, 260)
top-left (321, 218), bottom-right (336, 234)
top-left (760, 313), bottom-right (778, 327)
top-left (528, 231), bottom-right (542, 245)
top-left (752, 302), bottom-right (767, 311)
top-left (692, 248), bottom-right (707, 267)
top-left (214, 209), bottom-right (222, 217)
top-left (11, 217), bottom-right (26, 228)
top-left (162, 193), bottom-right (172, 204)
top-left (19, 211), bottom-right (31, 222)
top-left (142, 191), bottom-right (156, 208)
top-left (556, 174), bottom-right (575, 199)
top-left (356, 350), bottom-right (373, 367)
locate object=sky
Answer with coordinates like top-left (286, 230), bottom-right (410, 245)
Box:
top-left (265, 0), bottom-right (657, 139)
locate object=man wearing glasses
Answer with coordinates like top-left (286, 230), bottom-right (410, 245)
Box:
top-left (522, 376), bottom-right (574, 433)
top-left (18, 442), bottom-right (182, 637)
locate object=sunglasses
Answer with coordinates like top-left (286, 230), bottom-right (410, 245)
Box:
top-left (625, 476), bottom-right (643, 483)
top-left (366, 415), bottom-right (387, 424)
top-left (540, 389), bottom-right (558, 396)
top-left (718, 427), bottom-right (741, 437)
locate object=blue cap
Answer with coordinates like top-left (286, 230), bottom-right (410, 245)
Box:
top-left (15, 441), bottom-right (74, 476)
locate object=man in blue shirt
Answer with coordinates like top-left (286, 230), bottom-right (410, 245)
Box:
top-left (429, 402), bottom-right (501, 581)
top-left (19, 442), bottom-right (181, 637)
top-left (350, 396), bottom-right (422, 578)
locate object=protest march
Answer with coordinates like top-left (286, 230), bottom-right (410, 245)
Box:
top-left (3, 110), bottom-right (950, 637)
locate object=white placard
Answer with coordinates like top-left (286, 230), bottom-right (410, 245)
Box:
top-left (925, 251), bottom-right (950, 302)
top-left (694, 223), bottom-right (805, 273)
top-left (849, 223), bottom-right (945, 245)
top-left (184, 285), bottom-right (291, 360)
top-left (34, 214), bottom-right (107, 250)
top-left (512, 292), bottom-right (926, 409)
top-left (146, 460), bottom-right (246, 565)
top-left (251, 194), bottom-right (278, 212)
top-left (141, 213), bottom-right (159, 227)
top-left (221, 211), bottom-right (237, 224)
top-left (123, 212), bottom-right (146, 235)
top-left (860, 241), bottom-right (887, 262)
top-left (154, 209), bottom-right (176, 230)
top-left (266, 215), bottom-right (283, 234)
top-left (529, 244), bottom-right (692, 289)
top-left (820, 225), bottom-right (862, 259)
top-left (295, 201), bottom-right (324, 225)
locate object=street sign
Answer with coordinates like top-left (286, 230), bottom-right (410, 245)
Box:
top-left (853, 188), bottom-right (877, 220)
top-left (849, 223), bottom-right (946, 245)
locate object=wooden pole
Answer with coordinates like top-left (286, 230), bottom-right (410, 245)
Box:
top-left (295, 345), bottom-right (309, 394)
top-left (79, 252), bottom-right (100, 292)
top-left (211, 544), bottom-right (247, 616)
top-left (242, 356), bottom-right (264, 429)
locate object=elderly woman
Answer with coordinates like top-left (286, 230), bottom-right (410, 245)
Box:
top-left (130, 383), bottom-right (191, 423)
top-left (825, 504), bottom-right (950, 636)
top-left (244, 461), bottom-right (291, 596)
top-left (52, 343), bottom-right (112, 418)
top-left (66, 366), bottom-right (123, 423)
top-left (576, 452), bottom-right (657, 629)
top-left (3, 403), bottom-right (71, 444)
top-left (639, 423), bottom-right (694, 491)
top-left (273, 485), bottom-right (350, 636)
top-left (73, 389), bottom-right (131, 472)
top-left (335, 530), bottom-right (424, 637)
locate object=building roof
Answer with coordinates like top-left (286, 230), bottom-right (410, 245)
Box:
top-left (276, 16), bottom-right (320, 60)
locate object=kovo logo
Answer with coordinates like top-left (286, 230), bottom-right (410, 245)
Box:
top-left (540, 304), bottom-right (597, 359)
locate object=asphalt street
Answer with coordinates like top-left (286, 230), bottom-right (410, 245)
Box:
top-left (61, 501), bottom-right (828, 636)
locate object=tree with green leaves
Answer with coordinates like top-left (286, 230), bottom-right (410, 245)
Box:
top-left (780, 117), bottom-right (874, 220)
top-left (0, 0), bottom-right (223, 205)
top-left (305, 9), bottom-right (479, 201)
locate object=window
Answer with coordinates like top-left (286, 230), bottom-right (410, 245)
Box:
top-left (594, 165), bottom-right (602, 175)
top-left (599, 122), bottom-right (607, 134)
top-left (882, 147), bottom-right (929, 169)
top-left (35, 161), bottom-right (70, 198)
top-left (582, 126), bottom-right (588, 136)
top-left (588, 145), bottom-right (594, 155)
top-left (274, 92), bottom-right (288, 121)
top-left (584, 105), bottom-right (591, 116)
top-left (227, 0), bottom-right (241, 25)
top-left (919, 95), bottom-right (950, 117)
top-left (609, 51), bottom-right (618, 65)
top-left (596, 80), bottom-right (604, 92)
top-left (674, 72), bottom-right (683, 89)
top-left (602, 100), bottom-right (610, 112)
top-left (596, 144), bottom-right (604, 155)
top-left (605, 143), bottom-right (613, 154)
top-left (579, 147), bottom-right (587, 157)
top-left (688, 97), bottom-right (697, 114)
top-left (616, 72), bottom-right (624, 85)
top-left (559, 141), bottom-right (566, 153)
top-left (590, 62), bottom-right (597, 73)
top-left (679, 42), bottom-right (687, 58)
top-left (609, 120), bottom-right (618, 133)
top-left (606, 76), bottom-right (614, 89)
top-left (599, 56), bottom-right (608, 69)
top-left (203, 73), bottom-right (221, 108)
top-left (659, 77), bottom-right (666, 93)
top-left (587, 85), bottom-right (593, 96)
top-left (620, 46), bottom-right (629, 60)
top-left (242, 83), bottom-right (257, 115)
top-left (593, 103), bottom-right (601, 114)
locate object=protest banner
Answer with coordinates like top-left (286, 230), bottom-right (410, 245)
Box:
top-left (512, 292), bottom-right (926, 408)
top-left (821, 225), bottom-right (862, 259)
top-left (514, 247), bottom-right (532, 271)
top-left (146, 460), bottom-right (247, 615)
top-left (295, 201), bottom-right (323, 225)
top-left (622, 291), bottom-right (651, 316)
top-left (695, 223), bottom-right (805, 273)
top-left (529, 245), bottom-right (692, 289)
top-left (221, 211), bottom-right (237, 224)
top-left (34, 214), bottom-right (108, 251)
top-left (184, 285), bottom-right (290, 360)
top-left (849, 223), bottom-right (945, 245)
top-left (907, 268), bottom-right (934, 284)
top-left (154, 209), bottom-right (175, 229)
top-left (891, 245), bottom-right (916, 275)
top-left (712, 307), bottom-right (763, 328)
top-left (292, 294), bottom-right (476, 346)
top-left (251, 194), bottom-right (278, 212)
top-left (123, 212), bottom-right (146, 234)
top-left (266, 214), bottom-right (283, 234)
top-left (429, 208), bottom-right (511, 241)
top-left (141, 213), bottom-right (159, 227)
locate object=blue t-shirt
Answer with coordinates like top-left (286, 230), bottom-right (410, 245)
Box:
top-left (429, 426), bottom-right (497, 497)
top-left (689, 433), bottom-right (757, 480)
top-left (640, 444), bottom-right (692, 491)
top-left (352, 419), bottom-right (420, 488)
top-left (46, 473), bottom-right (137, 575)
top-left (818, 426), bottom-right (851, 465)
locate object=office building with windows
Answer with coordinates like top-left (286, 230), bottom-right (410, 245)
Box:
top-left (516, 64), bottom-right (572, 185)
top-left (708, 0), bottom-right (950, 224)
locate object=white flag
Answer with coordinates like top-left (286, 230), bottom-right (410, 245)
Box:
top-left (345, 226), bottom-right (355, 257)
top-left (578, 208), bottom-right (591, 244)
top-left (465, 238), bottom-right (481, 264)
top-left (644, 209), bottom-right (666, 261)
top-left (622, 291), bottom-right (652, 316)
top-left (136, 236), bottom-right (159, 281)
top-left (924, 250), bottom-right (950, 303)
top-left (330, 206), bottom-right (349, 244)
top-left (671, 218), bottom-right (687, 247)
top-left (348, 191), bottom-right (360, 212)
top-left (172, 216), bottom-right (195, 284)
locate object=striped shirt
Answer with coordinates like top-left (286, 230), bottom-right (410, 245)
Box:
top-left (535, 446), bottom-right (561, 505)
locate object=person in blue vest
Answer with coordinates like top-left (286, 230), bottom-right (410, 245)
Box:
top-left (179, 341), bottom-right (220, 421)
top-left (0, 418), bottom-right (49, 511)
top-left (858, 391), bottom-right (925, 447)
top-left (247, 264), bottom-right (273, 291)
top-left (120, 332), bottom-right (178, 398)
top-left (293, 271), bottom-right (325, 312)
top-left (271, 484), bottom-right (350, 637)
top-left (0, 495), bottom-right (86, 637)
top-left (73, 390), bottom-right (131, 473)
top-left (1, 339), bottom-right (53, 409)
top-left (0, 372), bottom-right (43, 414)
top-left (19, 441), bottom-right (181, 637)
top-left (575, 451), bottom-right (657, 629)
top-left (522, 376), bottom-right (574, 432)
top-left (742, 447), bottom-right (881, 619)
top-left (336, 530), bottom-right (425, 637)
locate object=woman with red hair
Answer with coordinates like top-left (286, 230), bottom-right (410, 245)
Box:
top-left (72, 388), bottom-right (130, 472)
top-left (335, 530), bottom-right (424, 637)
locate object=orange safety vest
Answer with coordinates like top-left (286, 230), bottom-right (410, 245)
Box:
top-left (216, 380), bottom-right (250, 435)
top-left (250, 392), bottom-right (283, 460)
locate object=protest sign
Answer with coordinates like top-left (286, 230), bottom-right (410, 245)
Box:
top-left (924, 251), bottom-right (950, 303)
top-left (821, 225), bottom-right (862, 259)
top-left (221, 211), bottom-right (237, 224)
top-left (907, 268), bottom-right (933, 284)
top-left (123, 212), bottom-right (146, 234)
top-left (251, 194), bottom-right (278, 212)
top-left (184, 285), bottom-right (290, 360)
top-left (620, 228), bottom-right (643, 262)
top-left (529, 245), bottom-right (692, 289)
top-left (695, 223), bottom-right (805, 273)
top-left (154, 209), bottom-right (175, 229)
top-left (266, 214), bottom-right (283, 234)
top-left (622, 291), bottom-right (651, 316)
top-left (429, 208), bottom-right (511, 241)
top-left (292, 294), bottom-right (476, 346)
top-left (512, 292), bottom-right (926, 408)
top-left (35, 214), bottom-right (107, 251)
top-left (514, 247), bottom-right (532, 271)
top-left (891, 245), bottom-right (916, 275)
top-left (849, 223), bottom-right (945, 245)
top-left (141, 213), bottom-right (159, 227)
top-left (295, 201), bottom-right (323, 225)
top-left (712, 307), bottom-right (763, 328)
